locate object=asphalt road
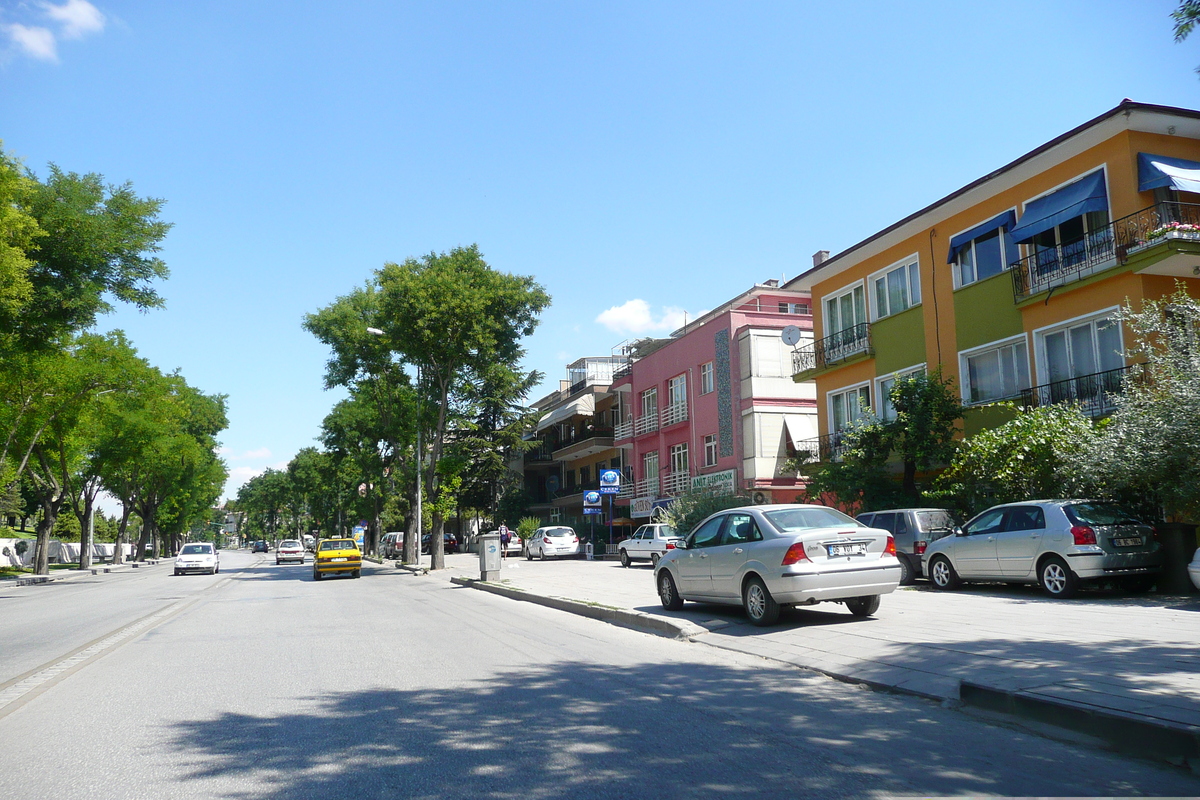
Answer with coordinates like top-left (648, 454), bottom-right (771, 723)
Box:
top-left (0, 551), bottom-right (1197, 799)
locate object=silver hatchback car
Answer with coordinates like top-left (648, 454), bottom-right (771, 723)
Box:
top-left (923, 500), bottom-right (1163, 598)
top-left (654, 504), bottom-right (902, 626)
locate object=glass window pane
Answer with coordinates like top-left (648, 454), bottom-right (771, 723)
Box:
top-left (840, 293), bottom-right (853, 332)
top-left (1014, 342), bottom-right (1029, 389)
top-left (973, 230), bottom-right (1003, 280)
top-left (908, 262), bottom-right (921, 304)
top-left (825, 297), bottom-right (839, 333)
top-left (853, 287), bottom-right (866, 327)
top-left (887, 267), bottom-right (908, 314)
top-left (958, 244), bottom-right (975, 285)
top-left (875, 276), bottom-right (888, 318)
top-left (1045, 331), bottom-right (1070, 383)
top-left (1070, 324), bottom-right (1097, 376)
top-left (968, 350), bottom-right (1001, 403)
top-left (1096, 319), bottom-right (1123, 372)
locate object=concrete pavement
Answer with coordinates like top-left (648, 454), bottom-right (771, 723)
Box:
top-left (429, 551), bottom-right (1200, 772)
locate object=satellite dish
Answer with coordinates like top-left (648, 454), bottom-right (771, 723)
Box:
top-left (781, 325), bottom-right (802, 347)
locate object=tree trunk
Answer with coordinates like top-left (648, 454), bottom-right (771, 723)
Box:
top-left (402, 479), bottom-right (419, 564)
top-left (902, 460), bottom-right (918, 501)
top-left (76, 496), bottom-right (94, 571)
top-left (112, 504), bottom-right (132, 565)
top-left (431, 510), bottom-right (445, 570)
top-left (34, 492), bottom-right (65, 576)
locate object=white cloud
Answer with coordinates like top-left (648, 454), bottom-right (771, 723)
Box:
top-left (220, 446), bottom-right (273, 461)
top-left (5, 24), bottom-right (57, 61)
top-left (595, 299), bottom-right (689, 336)
top-left (229, 465), bottom-right (265, 483)
top-left (42, 0), bottom-right (105, 39)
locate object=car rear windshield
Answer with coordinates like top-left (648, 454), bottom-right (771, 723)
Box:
top-left (320, 540), bottom-right (356, 551)
top-left (1064, 502), bottom-right (1146, 526)
top-left (281, 541), bottom-right (301, 548)
top-left (655, 526), bottom-right (678, 538)
top-left (764, 507), bottom-right (859, 531)
top-left (180, 544), bottom-right (211, 554)
top-left (546, 528), bottom-right (574, 537)
top-left (915, 511), bottom-right (956, 533)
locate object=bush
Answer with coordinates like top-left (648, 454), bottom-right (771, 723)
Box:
top-left (659, 491), bottom-right (753, 536)
top-left (516, 516), bottom-right (540, 540)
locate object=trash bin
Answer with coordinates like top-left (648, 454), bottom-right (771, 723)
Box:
top-left (1156, 523), bottom-right (1198, 594)
top-left (585, 542), bottom-right (594, 561)
top-left (478, 531), bottom-right (501, 581)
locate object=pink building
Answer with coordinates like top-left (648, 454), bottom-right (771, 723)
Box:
top-left (611, 280), bottom-right (817, 518)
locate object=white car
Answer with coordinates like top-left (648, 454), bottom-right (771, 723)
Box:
top-left (619, 523), bottom-right (682, 567)
top-left (654, 504), bottom-right (901, 626)
top-left (175, 543), bottom-right (220, 575)
top-left (525, 526), bottom-right (581, 560)
top-left (276, 540), bottom-right (305, 564)
top-left (1189, 547), bottom-right (1200, 593)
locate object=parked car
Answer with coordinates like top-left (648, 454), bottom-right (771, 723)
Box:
top-left (276, 539), bottom-right (305, 565)
top-left (302, 534), bottom-right (316, 552)
top-left (313, 538), bottom-right (362, 580)
top-left (380, 531), bottom-right (405, 559)
top-left (856, 508), bottom-right (957, 585)
top-left (1189, 546), bottom-right (1200, 593)
top-left (420, 532), bottom-right (458, 554)
top-left (923, 500), bottom-right (1163, 598)
top-left (175, 542), bottom-right (220, 576)
top-left (618, 523), bottom-right (682, 567)
top-left (525, 526), bottom-right (581, 560)
top-left (654, 504), bottom-right (901, 626)
top-left (251, 541), bottom-right (269, 553)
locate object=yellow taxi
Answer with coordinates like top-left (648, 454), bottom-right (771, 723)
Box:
top-left (313, 538), bottom-right (362, 580)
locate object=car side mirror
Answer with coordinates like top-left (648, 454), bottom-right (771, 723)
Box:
top-left (954, 526), bottom-right (966, 537)
top-left (675, 539), bottom-right (688, 550)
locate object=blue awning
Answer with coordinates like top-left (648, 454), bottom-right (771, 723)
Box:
top-left (1138, 152), bottom-right (1200, 193)
top-left (946, 210), bottom-right (1016, 263)
top-left (1010, 171), bottom-right (1108, 244)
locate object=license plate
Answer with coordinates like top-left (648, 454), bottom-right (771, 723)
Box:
top-left (332, 557), bottom-right (348, 562)
top-left (828, 543), bottom-right (866, 557)
top-left (1112, 537), bottom-right (1142, 547)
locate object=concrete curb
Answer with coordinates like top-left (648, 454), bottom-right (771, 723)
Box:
top-left (450, 576), bottom-right (706, 640)
top-left (397, 563), bottom-right (429, 575)
top-left (960, 681), bottom-right (1200, 771)
top-left (10, 560), bottom-right (164, 587)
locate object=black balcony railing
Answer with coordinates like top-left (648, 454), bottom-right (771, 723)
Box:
top-left (1019, 363), bottom-right (1144, 420)
top-left (523, 447), bottom-right (553, 464)
top-left (792, 431), bottom-right (853, 463)
top-left (612, 363), bottom-right (633, 380)
top-left (792, 323), bottom-right (872, 375)
top-left (1011, 202), bottom-right (1200, 301)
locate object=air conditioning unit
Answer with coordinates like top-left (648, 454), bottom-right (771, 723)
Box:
top-left (753, 491), bottom-right (768, 505)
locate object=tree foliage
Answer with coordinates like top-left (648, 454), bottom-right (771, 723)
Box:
top-left (660, 490), bottom-right (754, 536)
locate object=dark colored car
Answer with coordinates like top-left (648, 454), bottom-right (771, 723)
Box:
top-left (251, 541), bottom-right (269, 553)
top-left (420, 532), bottom-right (458, 554)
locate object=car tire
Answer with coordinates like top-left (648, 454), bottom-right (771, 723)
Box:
top-left (929, 555), bottom-right (960, 590)
top-left (650, 553), bottom-right (661, 568)
top-left (1039, 556), bottom-right (1078, 598)
top-left (657, 570), bottom-right (684, 611)
top-left (275, 559), bottom-right (280, 565)
top-left (313, 571), bottom-right (322, 581)
top-left (743, 576), bottom-right (780, 626)
top-left (538, 548), bottom-right (545, 561)
top-left (215, 566), bottom-right (219, 574)
top-left (846, 595), bottom-right (881, 617)
top-left (174, 569), bottom-right (181, 576)
top-left (620, 549), bottom-right (630, 568)
top-left (353, 569), bottom-right (361, 579)
top-left (897, 555), bottom-right (915, 586)
top-left (525, 548), bottom-right (533, 561)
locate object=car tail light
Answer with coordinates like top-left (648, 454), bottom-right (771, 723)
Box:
top-left (1150, 526), bottom-right (1159, 542)
top-left (885, 535), bottom-right (897, 556)
top-left (913, 540), bottom-right (927, 555)
top-left (1071, 525), bottom-right (1097, 545)
top-left (572, 536), bottom-right (578, 543)
top-left (543, 537), bottom-right (552, 544)
top-left (665, 542), bottom-right (675, 550)
top-left (782, 542), bottom-right (811, 565)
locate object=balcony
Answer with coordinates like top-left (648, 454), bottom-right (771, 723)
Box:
top-left (614, 420), bottom-right (633, 440)
top-left (634, 476), bottom-right (660, 498)
top-left (1019, 363), bottom-right (1144, 420)
top-left (612, 363), bottom-right (633, 381)
top-left (791, 323), bottom-right (873, 378)
top-left (552, 429), bottom-right (615, 462)
top-left (1011, 202), bottom-right (1200, 302)
top-left (660, 400), bottom-right (688, 427)
top-left (792, 431), bottom-right (853, 463)
top-left (634, 413), bottom-right (659, 437)
top-left (661, 471), bottom-right (691, 496)
top-left (523, 446), bottom-right (553, 464)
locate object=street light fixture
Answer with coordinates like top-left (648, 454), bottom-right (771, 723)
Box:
top-left (366, 327), bottom-right (421, 566)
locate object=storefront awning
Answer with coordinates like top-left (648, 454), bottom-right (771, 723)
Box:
top-left (1010, 170), bottom-right (1108, 244)
top-left (535, 394), bottom-right (595, 432)
top-left (946, 210), bottom-right (1016, 263)
top-left (1138, 152), bottom-right (1200, 194)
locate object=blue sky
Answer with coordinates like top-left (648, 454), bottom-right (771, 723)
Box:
top-left (2, 0), bottom-right (1198, 504)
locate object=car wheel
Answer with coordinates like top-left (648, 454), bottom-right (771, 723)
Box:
top-left (538, 548), bottom-right (545, 561)
top-left (650, 552), bottom-right (661, 568)
top-left (174, 569), bottom-right (181, 576)
top-left (897, 555), bottom-right (914, 586)
top-left (743, 576), bottom-right (780, 626)
top-left (353, 569), bottom-right (361, 579)
top-left (276, 559), bottom-right (281, 565)
top-left (846, 595), bottom-right (881, 617)
top-left (1039, 556), bottom-right (1078, 598)
top-left (215, 566), bottom-right (219, 574)
top-left (657, 570), bottom-right (684, 611)
top-left (525, 548), bottom-right (533, 561)
top-left (929, 555), bottom-right (960, 590)
top-left (313, 571), bottom-right (322, 581)
top-left (620, 549), bottom-right (630, 568)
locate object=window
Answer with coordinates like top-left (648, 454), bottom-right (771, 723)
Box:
top-left (700, 362), bottom-right (714, 394)
top-left (875, 366), bottom-right (924, 422)
top-left (642, 451), bottom-right (659, 480)
top-left (829, 384), bottom-right (870, 433)
top-left (670, 443), bottom-right (689, 475)
top-left (956, 228), bottom-right (1019, 287)
top-left (565, 469), bottom-right (576, 490)
top-left (824, 284), bottom-right (866, 337)
top-left (721, 513), bottom-right (763, 544)
top-left (689, 515), bottom-right (725, 548)
top-left (640, 387), bottom-right (658, 417)
top-left (1040, 313), bottom-right (1123, 384)
top-left (668, 374), bottom-right (686, 406)
top-left (609, 453), bottom-right (621, 470)
top-left (961, 338), bottom-right (1030, 405)
top-left (579, 465), bottom-right (590, 486)
top-left (870, 259), bottom-right (921, 320)
top-left (703, 434), bottom-right (718, 466)
top-left (778, 301), bottom-right (811, 315)
top-left (1030, 210), bottom-right (1111, 274)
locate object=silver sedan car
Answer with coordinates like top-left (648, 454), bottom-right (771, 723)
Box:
top-left (923, 500), bottom-right (1163, 598)
top-left (654, 504), bottom-right (902, 626)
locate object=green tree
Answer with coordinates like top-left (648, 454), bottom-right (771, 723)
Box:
top-left (0, 146), bottom-right (40, 326)
top-left (1173, 1), bottom-right (1200, 74)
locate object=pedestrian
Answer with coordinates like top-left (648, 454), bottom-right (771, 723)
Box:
top-left (499, 524), bottom-right (510, 559)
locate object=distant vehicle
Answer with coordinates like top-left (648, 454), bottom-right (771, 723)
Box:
top-left (1189, 547), bottom-right (1200, 593)
top-left (276, 540), bottom-right (305, 565)
top-left (175, 543), bottom-right (220, 576)
top-left (420, 532), bottom-right (458, 554)
top-left (525, 526), bottom-right (580, 560)
top-left (618, 523), bottom-right (682, 568)
top-left (654, 504), bottom-right (901, 626)
top-left (251, 541), bottom-right (269, 553)
top-left (856, 508), bottom-right (957, 585)
top-left (923, 500), bottom-right (1163, 598)
top-left (380, 532), bottom-right (405, 559)
top-left (302, 534), bottom-right (316, 552)
top-left (313, 538), bottom-right (362, 580)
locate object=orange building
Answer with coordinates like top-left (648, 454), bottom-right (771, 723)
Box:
top-left (785, 100), bottom-right (1200, 454)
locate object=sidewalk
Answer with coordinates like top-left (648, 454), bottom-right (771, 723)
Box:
top-left (433, 552), bottom-right (1200, 772)
top-left (4, 559), bottom-right (167, 586)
